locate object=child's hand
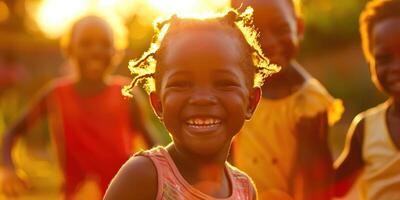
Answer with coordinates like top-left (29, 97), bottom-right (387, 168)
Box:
top-left (0, 167), bottom-right (30, 197)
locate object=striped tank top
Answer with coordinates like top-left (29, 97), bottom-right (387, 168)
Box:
top-left (138, 146), bottom-right (255, 200)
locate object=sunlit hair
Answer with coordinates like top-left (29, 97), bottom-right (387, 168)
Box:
top-left (60, 14), bottom-right (128, 53)
top-left (123, 8), bottom-right (279, 96)
top-left (290, 0), bottom-right (302, 17)
top-left (231, 0), bottom-right (302, 17)
top-left (360, 0), bottom-right (400, 62)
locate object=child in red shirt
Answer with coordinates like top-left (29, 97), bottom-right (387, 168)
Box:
top-left (1, 15), bottom-right (154, 199)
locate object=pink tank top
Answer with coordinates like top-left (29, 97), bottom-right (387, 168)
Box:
top-left (138, 147), bottom-right (255, 200)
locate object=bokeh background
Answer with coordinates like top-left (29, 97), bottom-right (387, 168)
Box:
top-left (0, 0), bottom-right (387, 199)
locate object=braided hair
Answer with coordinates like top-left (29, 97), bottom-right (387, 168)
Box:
top-left (123, 8), bottom-right (279, 97)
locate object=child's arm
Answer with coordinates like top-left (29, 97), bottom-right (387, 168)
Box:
top-left (333, 116), bottom-right (365, 197)
top-left (250, 183), bottom-right (257, 200)
top-left (1, 88), bottom-right (49, 196)
top-left (292, 111), bottom-right (333, 200)
top-left (103, 156), bottom-right (157, 200)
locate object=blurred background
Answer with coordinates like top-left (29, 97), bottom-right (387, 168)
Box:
top-left (0, 0), bottom-right (386, 199)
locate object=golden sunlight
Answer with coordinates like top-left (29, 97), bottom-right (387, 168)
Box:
top-left (147, 0), bottom-right (230, 16)
top-left (33, 0), bottom-right (230, 39)
top-left (35, 0), bottom-right (88, 39)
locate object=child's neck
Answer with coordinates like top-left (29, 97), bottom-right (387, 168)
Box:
top-left (74, 78), bottom-right (107, 96)
top-left (262, 60), bottom-right (306, 99)
top-left (166, 144), bottom-right (231, 197)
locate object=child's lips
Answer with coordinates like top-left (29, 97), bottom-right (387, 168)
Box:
top-left (185, 123), bottom-right (222, 134)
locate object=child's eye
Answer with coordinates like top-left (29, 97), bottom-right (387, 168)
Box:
top-left (166, 81), bottom-right (192, 89)
top-left (375, 53), bottom-right (392, 65)
top-left (215, 80), bottom-right (240, 89)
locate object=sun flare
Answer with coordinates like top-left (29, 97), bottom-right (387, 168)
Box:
top-left (32, 0), bottom-right (230, 39)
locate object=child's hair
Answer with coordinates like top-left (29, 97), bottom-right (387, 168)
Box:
top-left (360, 0), bottom-right (400, 62)
top-left (231, 0), bottom-right (302, 17)
top-left (123, 8), bottom-right (279, 96)
top-left (60, 14), bottom-right (128, 53)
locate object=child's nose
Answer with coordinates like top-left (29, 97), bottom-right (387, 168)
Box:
top-left (188, 89), bottom-right (218, 106)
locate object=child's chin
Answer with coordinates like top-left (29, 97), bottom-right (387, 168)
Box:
top-left (82, 75), bottom-right (104, 82)
top-left (187, 142), bottom-right (227, 157)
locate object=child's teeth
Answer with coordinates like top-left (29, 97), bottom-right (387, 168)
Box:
top-left (187, 118), bottom-right (221, 126)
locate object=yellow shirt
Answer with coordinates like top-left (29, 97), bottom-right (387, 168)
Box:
top-left (360, 100), bottom-right (400, 200)
top-left (234, 77), bottom-right (343, 198)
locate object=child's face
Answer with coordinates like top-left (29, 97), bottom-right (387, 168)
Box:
top-left (150, 29), bottom-right (260, 156)
top-left (252, 0), bottom-right (302, 68)
top-left (68, 18), bottom-right (115, 82)
top-left (371, 17), bottom-right (400, 98)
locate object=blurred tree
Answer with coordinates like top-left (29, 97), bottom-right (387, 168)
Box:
top-left (301, 0), bottom-right (369, 55)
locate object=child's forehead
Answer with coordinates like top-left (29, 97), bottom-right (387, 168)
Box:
top-left (372, 18), bottom-right (400, 46)
top-left (163, 29), bottom-right (242, 65)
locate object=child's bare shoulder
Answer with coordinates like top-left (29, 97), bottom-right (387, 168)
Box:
top-left (104, 155), bottom-right (158, 200)
top-left (350, 102), bottom-right (390, 144)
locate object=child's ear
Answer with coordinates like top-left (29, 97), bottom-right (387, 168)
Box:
top-left (149, 91), bottom-right (163, 120)
top-left (245, 87), bottom-right (261, 120)
top-left (296, 16), bottom-right (305, 41)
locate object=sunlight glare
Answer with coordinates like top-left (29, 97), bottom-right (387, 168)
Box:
top-left (35, 0), bottom-right (88, 39)
top-left (147, 0), bottom-right (230, 16)
top-left (33, 0), bottom-right (230, 40)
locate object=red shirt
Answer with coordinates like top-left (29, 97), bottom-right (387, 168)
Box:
top-left (47, 77), bottom-right (136, 196)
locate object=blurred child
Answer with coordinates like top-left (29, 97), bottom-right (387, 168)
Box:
top-left (104, 9), bottom-right (282, 200)
top-left (1, 15), bottom-right (154, 199)
top-left (334, 0), bottom-right (400, 199)
top-left (231, 0), bottom-right (344, 199)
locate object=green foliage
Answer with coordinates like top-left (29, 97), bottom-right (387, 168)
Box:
top-left (301, 0), bottom-right (369, 53)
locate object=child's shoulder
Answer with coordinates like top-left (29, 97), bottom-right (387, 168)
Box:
top-left (351, 100), bottom-right (391, 134)
top-left (48, 77), bottom-right (76, 91)
top-left (104, 151), bottom-right (158, 200)
top-left (298, 78), bottom-right (331, 100)
top-left (226, 162), bottom-right (252, 181)
top-left (359, 100), bottom-right (391, 120)
top-left (226, 163), bottom-right (257, 199)
top-left (348, 101), bottom-right (391, 135)
top-left (293, 78), bottom-right (344, 125)
top-left (33, 78), bottom-right (75, 99)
